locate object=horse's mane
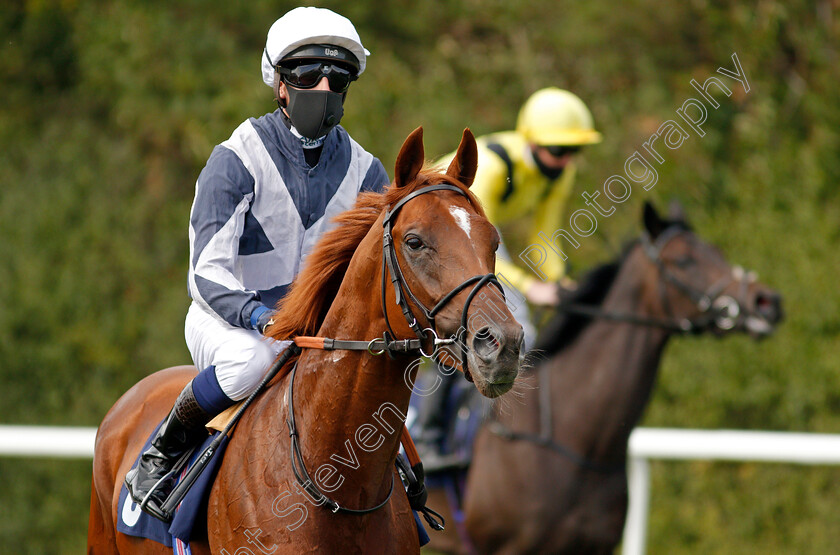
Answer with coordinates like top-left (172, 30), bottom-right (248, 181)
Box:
top-left (531, 258), bottom-right (624, 357)
top-left (266, 170), bottom-right (484, 341)
top-left (532, 219), bottom-right (692, 358)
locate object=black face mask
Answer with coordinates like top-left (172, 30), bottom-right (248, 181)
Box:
top-left (283, 87), bottom-right (345, 140)
top-left (532, 147), bottom-right (567, 180)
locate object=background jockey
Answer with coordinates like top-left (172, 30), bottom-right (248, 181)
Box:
top-left (414, 88), bottom-right (602, 467)
top-left (125, 6), bottom-right (390, 517)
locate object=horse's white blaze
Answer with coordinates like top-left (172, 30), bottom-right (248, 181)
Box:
top-left (449, 206), bottom-right (472, 240)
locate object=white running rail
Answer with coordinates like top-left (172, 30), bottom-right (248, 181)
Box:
top-left (0, 425), bottom-right (97, 458)
top-left (622, 428), bottom-right (840, 555)
top-left (3, 425), bottom-right (840, 554)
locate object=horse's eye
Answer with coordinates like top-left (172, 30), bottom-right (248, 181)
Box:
top-left (405, 236), bottom-right (424, 250)
top-left (673, 255), bottom-right (695, 268)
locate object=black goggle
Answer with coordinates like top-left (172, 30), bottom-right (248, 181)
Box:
top-left (543, 145), bottom-right (582, 157)
top-left (277, 62), bottom-right (357, 93)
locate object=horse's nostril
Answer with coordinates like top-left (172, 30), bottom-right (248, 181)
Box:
top-left (475, 327), bottom-right (492, 340)
top-left (473, 326), bottom-right (501, 358)
top-left (755, 291), bottom-right (783, 322)
top-left (477, 328), bottom-right (500, 349)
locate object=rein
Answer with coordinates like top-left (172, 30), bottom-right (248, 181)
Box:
top-left (554, 303), bottom-right (696, 333)
top-left (284, 337), bottom-right (444, 527)
top-left (286, 362), bottom-right (395, 515)
top-left (558, 228), bottom-right (752, 334)
top-left (489, 226), bottom-right (756, 472)
top-left (487, 362), bottom-right (625, 474)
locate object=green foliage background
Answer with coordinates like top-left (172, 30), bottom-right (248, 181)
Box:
top-left (0, 0), bottom-right (837, 552)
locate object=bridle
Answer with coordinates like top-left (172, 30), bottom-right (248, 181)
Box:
top-left (489, 225), bottom-right (757, 471)
top-left (639, 225), bottom-right (751, 332)
top-left (286, 183), bottom-right (503, 516)
top-left (380, 183), bottom-right (504, 378)
top-left (291, 183), bottom-right (505, 367)
top-left (559, 226), bottom-right (753, 334)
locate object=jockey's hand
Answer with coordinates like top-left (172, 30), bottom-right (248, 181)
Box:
top-left (556, 277), bottom-right (578, 303)
top-left (525, 280), bottom-right (561, 306)
top-left (257, 309), bottom-right (276, 336)
top-left (559, 276), bottom-right (578, 292)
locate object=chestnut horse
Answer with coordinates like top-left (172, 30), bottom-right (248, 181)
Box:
top-left (88, 127), bottom-right (524, 554)
top-left (424, 202), bottom-right (783, 554)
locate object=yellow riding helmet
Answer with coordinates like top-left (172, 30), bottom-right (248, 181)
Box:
top-left (516, 88), bottom-right (602, 146)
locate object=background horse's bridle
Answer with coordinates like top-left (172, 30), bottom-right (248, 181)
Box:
top-left (559, 226), bottom-right (752, 334)
top-left (489, 225), bottom-right (757, 471)
top-left (640, 226), bottom-right (751, 332)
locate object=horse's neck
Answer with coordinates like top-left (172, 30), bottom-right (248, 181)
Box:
top-left (526, 253), bottom-right (671, 458)
top-left (282, 266), bottom-right (413, 507)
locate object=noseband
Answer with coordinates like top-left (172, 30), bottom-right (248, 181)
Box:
top-left (559, 226), bottom-right (754, 334)
top-left (640, 226), bottom-right (751, 333)
top-left (380, 183), bottom-right (503, 377)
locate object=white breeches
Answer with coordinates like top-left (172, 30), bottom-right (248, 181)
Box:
top-left (185, 302), bottom-right (290, 401)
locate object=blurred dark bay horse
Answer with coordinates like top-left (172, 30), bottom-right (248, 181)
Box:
top-left (425, 202), bottom-right (782, 554)
top-left (87, 127), bottom-right (523, 554)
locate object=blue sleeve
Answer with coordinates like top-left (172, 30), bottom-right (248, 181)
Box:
top-left (188, 145), bottom-right (266, 329)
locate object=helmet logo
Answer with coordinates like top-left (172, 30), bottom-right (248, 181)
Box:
top-left (325, 47), bottom-right (339, 57)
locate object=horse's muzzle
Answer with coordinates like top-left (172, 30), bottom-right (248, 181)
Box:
top-left (468, 322), bottom-right (523, 397)
top-left (744, 288), bottom-right (783, 338)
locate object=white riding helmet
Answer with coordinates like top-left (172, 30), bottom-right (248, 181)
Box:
top-left (261, 7), bottom-right (371, 87)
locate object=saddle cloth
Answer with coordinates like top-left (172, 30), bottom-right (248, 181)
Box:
top-left (119, 411), bottom-right (431, 549)
top-left (116, 421), bottom-right (230, 550)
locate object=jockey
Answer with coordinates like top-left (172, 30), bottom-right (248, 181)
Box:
top-left (414, 88), bottom-right (602, 467)
top-left (125, 7), bottom-right (390, 516)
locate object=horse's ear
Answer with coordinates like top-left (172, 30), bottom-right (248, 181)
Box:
top-left (643, 201), bottom-right (666, 238)
top-left (667, 199), bottom-right (687, 223)
top-left (395, 127), bottom-right (425, 188)
top-left (446, 128), bottom-right (478, 188)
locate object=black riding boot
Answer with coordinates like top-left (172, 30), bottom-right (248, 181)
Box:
top-left (413, 369), bottom-right (459, 470)
top-left (125, 380), bottom-right (211, 516)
